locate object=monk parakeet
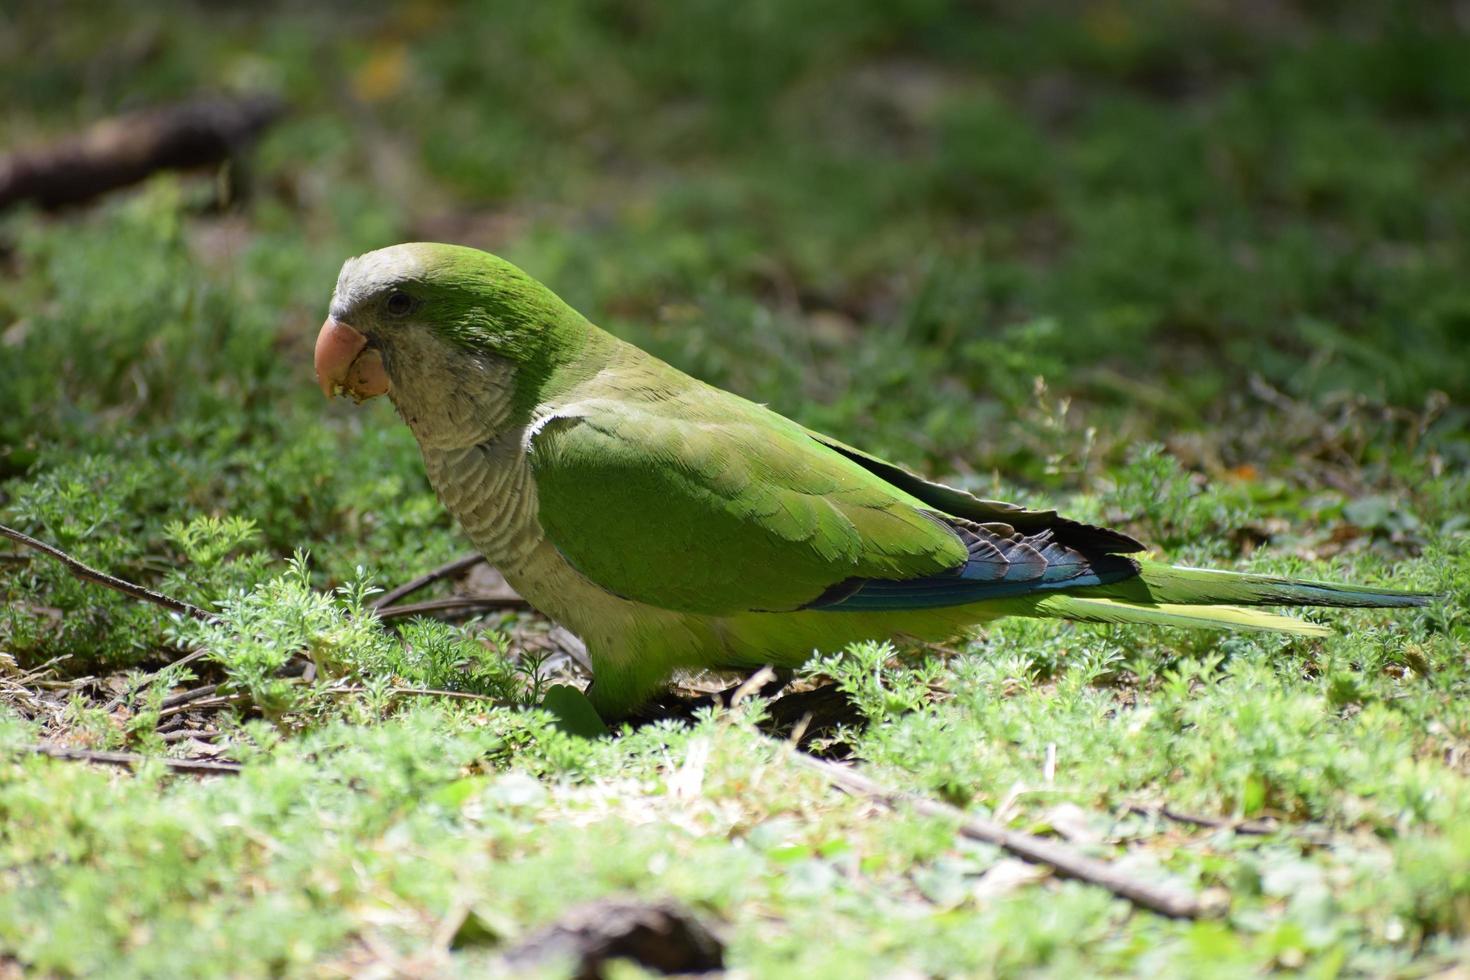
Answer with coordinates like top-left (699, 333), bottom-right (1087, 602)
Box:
top-left (315, 243), bottom-right (1430, 718)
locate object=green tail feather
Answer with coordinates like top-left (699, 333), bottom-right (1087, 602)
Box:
top-left (1098, 562), bottom-right (1434, 609)
top-left (1032, 595), bottom-right (1331, 636)
top-left (1021, 562), bottom-right (1432, 637)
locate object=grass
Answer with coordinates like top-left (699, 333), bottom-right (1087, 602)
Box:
top-left (1, 1), bottom-right (1468, 975)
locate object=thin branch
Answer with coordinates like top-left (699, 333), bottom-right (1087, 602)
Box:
top-left (370, 554), bottom-right (486, 611)
top-left (0, 523), bottom-right (212, 622)
top-left (790, 751), bottom-right (1209, 920)
top-left (373, 595), bottom-right (529, 621)
top-left (320, 684), bottom-right (508, 705)
top-left (2, 524), bottom-right (218, 716)
top-left (20, 742), bottom-right (241, 775)
top-left (158, 695), bottom-right (241, 720)
top-left (1161, 806), bottom-right (1282, 836)
top-left (1129, 804), bottom-right (1320, 841)
top-left (158, 648), bottom-right (211, 674)
top-left (159, 682), bottom-right (222, 711)
top-left (13, 654), bottom-right (73, 685)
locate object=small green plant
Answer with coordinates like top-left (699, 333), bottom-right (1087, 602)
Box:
top-left (390, 619), bottom-right (520, 701)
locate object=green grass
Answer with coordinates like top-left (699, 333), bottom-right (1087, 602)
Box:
top-left (2, 1), bottom-right (1468, 975)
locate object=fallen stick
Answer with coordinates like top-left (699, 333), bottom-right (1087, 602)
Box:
top-left (0, 523), bottom-right (212, 622)
top-left (160, 682), bottom-right (222, 710)
top-left (0, 523), bottom-right (529, 627)
top-left (1130, 803), bottom-right (1279, 837)
top-left (790, 751), bottom-right (1209, 920)
top-left (0, 93), bottom-right (285, 211)
top-left (157, 694), bottom-right (241, 720)
top-left (21, 742), bottom-right (241, 776)
top-left (370, 554), bottom-right (486, 611)
top-left (1129, 803), bottom-right (1334, 845)
top-left (374, 595), bottom-right (529, 621)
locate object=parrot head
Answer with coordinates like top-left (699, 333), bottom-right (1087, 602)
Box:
top-left (316, 242), bottom-right (588, 443)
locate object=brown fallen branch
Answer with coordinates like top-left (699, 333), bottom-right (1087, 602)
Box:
top-left (159, 682), bottom-right (222, 711)
top-left (374, 595), bottom-right (529, 621)
top-left (791, 752), bottom-right (1210, 920)
top-left (1130, 804), bottom-right (1279, 836)
top-left (1129, 804), bottom-right (1333, 844)
top-left (21, 742), bottom-right (241, 776)
top-left (0, 523), bottom-right (212, 622)
top-left (370, 554), bottom-right (486, 611)
top-left (0, 93), bottom-right (285, 211)
top-left (158, 694), bottom-right (243, 721)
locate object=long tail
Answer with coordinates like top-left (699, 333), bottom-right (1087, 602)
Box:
top-left (1113, 563), bottom-right (1434, 609)
top-left (1029, 562), bottom-right (1433, 636)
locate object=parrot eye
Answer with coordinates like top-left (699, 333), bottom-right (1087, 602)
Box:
top-left (384, 291), bottom-right (416, 317)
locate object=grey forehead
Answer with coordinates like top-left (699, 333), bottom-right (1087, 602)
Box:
top-left (329, 246), bottom-right (428, 319)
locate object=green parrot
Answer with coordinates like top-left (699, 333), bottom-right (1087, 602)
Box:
top-left (315, 242), bottom-right (1430, 718)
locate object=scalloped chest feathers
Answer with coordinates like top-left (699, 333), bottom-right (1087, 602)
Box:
top-left (420, 429), bottom-right (544, 570)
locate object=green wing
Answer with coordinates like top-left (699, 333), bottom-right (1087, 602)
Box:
top-left (800, 429), bottom-right (1145, 554)
top-left (528, 398), bottom-right (967, 616)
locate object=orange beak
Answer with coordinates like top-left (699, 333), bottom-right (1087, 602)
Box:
top-left (314, 317), bottom-right (390, 401)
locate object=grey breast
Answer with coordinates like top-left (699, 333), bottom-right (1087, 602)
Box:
top-left (422, 431), bottom-right (542, 568)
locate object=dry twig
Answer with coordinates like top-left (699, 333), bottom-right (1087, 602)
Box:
top-left (1128, 804), bottom-right (1329, 842)
top-left (6, 521), bottom-right (1206, 925)
top-left (0, 523), bottom-right (212, 622)
top-left (370, 554), bottom-right (486, 610)
top-left (160, 682), bottom-right (222, 711)
top-left (158, 694), bottom-right (244, 720)
top-left (791, 751), bottom-right (1209, 919)
top-left (20, 743), bottom-right (241, 776)
top-left (374, 595), bottom-right (528, 621)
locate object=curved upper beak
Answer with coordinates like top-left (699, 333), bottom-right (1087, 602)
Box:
top-left (314, 316), bottom-right (390, 401)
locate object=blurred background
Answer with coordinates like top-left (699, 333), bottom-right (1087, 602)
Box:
top-left (1, 0), bottom-right (1466, 664)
